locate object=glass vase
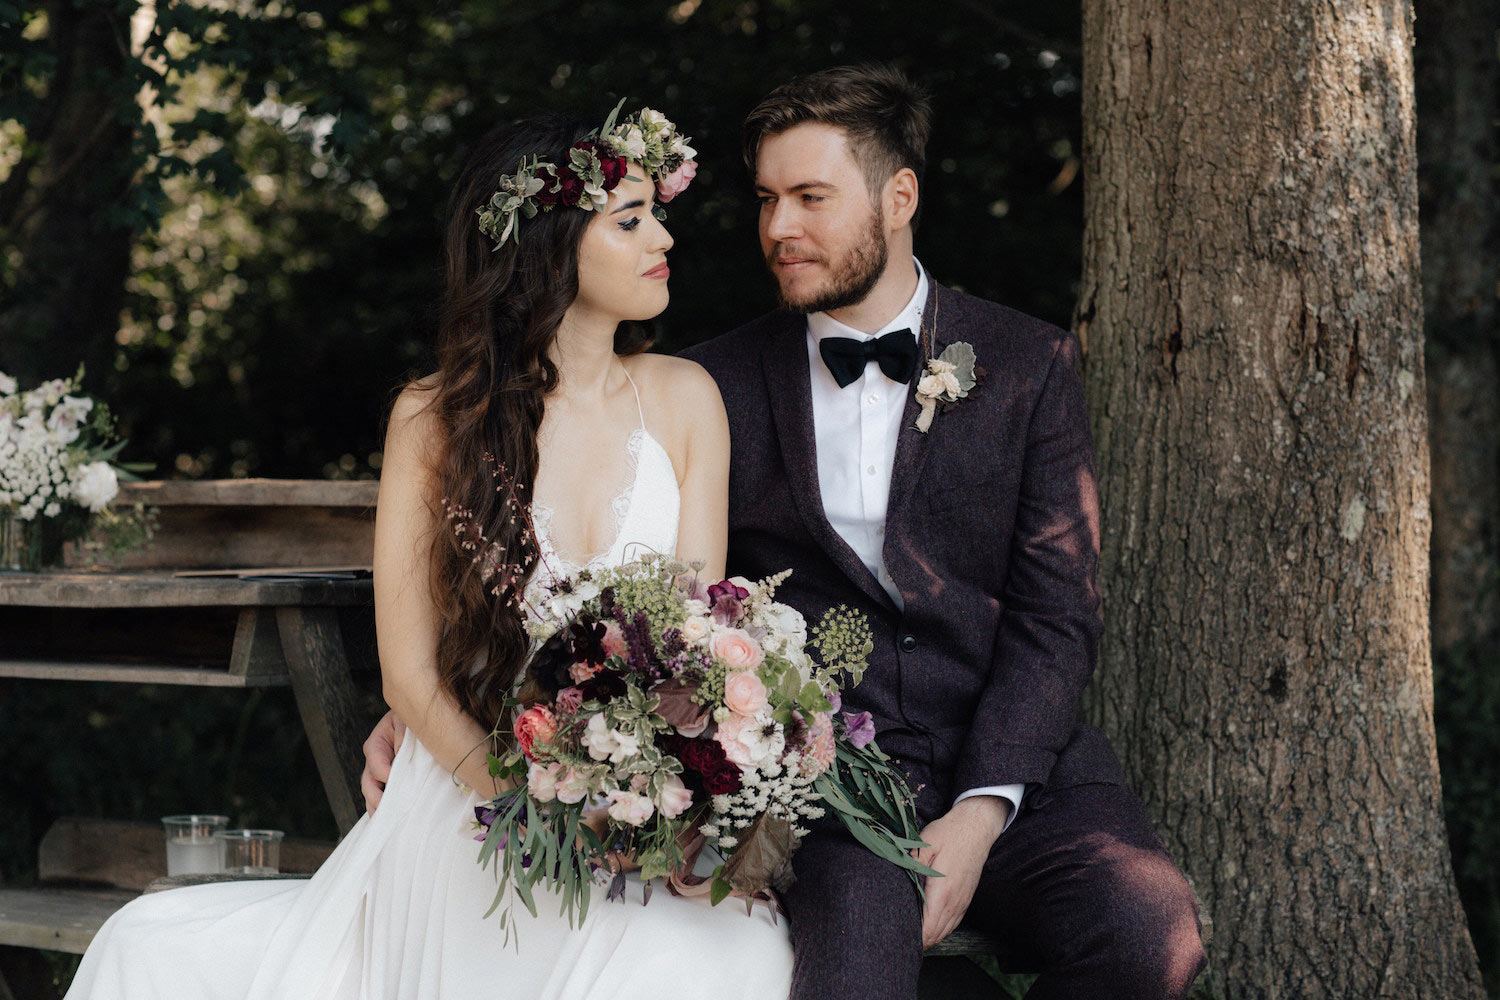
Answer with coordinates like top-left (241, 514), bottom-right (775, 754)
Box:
top-left (0, 510), bottom-right (46, 572)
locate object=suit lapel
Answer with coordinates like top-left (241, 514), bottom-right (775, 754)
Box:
top-left (882, 280), bottom-right (945, 533)
top-left (761, 314), bottom-right (901, 614)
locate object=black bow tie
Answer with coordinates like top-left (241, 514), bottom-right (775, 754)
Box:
top-left (818, 329), bottom-right (920, 389)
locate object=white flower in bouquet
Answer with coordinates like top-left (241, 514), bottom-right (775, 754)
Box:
top-left (583, 713), bottom-right (641, 765)
top-left (715, 708), bottom-right (785, 770)
top-left (554, 766), bottom-right (593, 805)
top-left (654, 773), bottom-right (693, 819)
top-left (679, 613), bottom-right (712, 645)
top-left (32, 378), bottom-right (69, 408)
top-left (754, 601), bottom-right (807, 653)
top-left (46, 395), bottom-right (93, 445)
top-left (71, 461), bottom-right (119, 512)
top-left (605, 788), bottom-right (655, 827)
top-left (528, 761), bottom-right (564, 803)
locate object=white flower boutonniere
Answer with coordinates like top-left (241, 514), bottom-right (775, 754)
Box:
top-left (914, 341), bottom-right (982, 433)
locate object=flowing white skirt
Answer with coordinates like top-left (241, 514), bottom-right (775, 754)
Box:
top-left (64, 735), bottom-right (794, 999)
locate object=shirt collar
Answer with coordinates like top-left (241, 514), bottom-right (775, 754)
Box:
top-left (806, 257), bottom-right (928, 344)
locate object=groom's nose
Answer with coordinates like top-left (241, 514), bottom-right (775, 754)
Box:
top-left (763, 199), bottom-right (802, 242)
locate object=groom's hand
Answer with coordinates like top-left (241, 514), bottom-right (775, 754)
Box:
top-left (911, 797), bottom-right (1010, 949)
top-left (360, 710), bottom-right (407, 813)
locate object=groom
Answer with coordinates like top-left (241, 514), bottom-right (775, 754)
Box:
top-left (680, 64), bottom-right (1205, 999)
top-left (364, 64), bottom-right (1206, 998)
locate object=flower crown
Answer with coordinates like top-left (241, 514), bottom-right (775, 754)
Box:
top-left (477, 100), bottom-right (698, 249)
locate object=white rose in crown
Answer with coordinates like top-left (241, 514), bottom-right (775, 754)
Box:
top-left (914, 341), bottom-right (983, 433)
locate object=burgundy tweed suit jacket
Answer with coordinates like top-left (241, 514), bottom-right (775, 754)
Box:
top-left (681, 279), bottom-right (1125, 814)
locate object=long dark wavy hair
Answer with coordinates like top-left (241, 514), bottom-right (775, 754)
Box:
top-left (413, 113), bottom-right (652, 732)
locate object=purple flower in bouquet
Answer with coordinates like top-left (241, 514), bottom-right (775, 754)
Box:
top-left (842, 710), bottom-right (875, 749)
top-left (474, 804), bottom-right (505, 843)
top-left (707, 579), bottom-right (750, 624)
top-left (615, 608), bottom-right (663, 678)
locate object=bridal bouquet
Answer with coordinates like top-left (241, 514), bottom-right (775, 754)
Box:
top-left (0, 367), bottom-right (155, 570)
top-left (472, 553), bottom-right (936, 937)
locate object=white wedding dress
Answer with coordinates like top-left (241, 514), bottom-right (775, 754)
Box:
top-left (64, 367), bottom-right (795, 1000)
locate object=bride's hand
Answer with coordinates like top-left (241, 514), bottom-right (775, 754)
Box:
top-left (581, 806), bottom-right (641, 874)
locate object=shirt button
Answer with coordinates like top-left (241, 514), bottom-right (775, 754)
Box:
top-left (900, 634), bottom-right (918, 653)
top-left (866, 465), bottom-right (877, 475)
top-left (866, 393), bottom-right (878, 404)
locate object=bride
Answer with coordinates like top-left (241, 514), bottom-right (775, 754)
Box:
top-left (64, 105), bottom-right (795, 999)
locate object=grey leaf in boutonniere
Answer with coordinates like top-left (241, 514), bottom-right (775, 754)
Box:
top-left (913, 341), bottom-right (982, 433)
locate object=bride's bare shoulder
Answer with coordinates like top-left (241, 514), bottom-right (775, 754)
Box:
top-left (387, 373), bottom-right (442, 434)
top-left (623, 353), bottom-right (724, 418)
top-left (382, 374), bottom-right (446, 495)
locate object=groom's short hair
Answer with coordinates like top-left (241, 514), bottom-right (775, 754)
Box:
top-left (742, 63), bottom-right (932, 228)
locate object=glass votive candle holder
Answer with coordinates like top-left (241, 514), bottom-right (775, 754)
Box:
top-left (162, 815), bottom-right (229, 876)
top-left (219, 829), bottom-right (285, 875)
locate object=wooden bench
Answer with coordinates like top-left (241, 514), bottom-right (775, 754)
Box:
top-left (0, 818), bottom-right (1011, 998)
top-left (0, 818), bottom-right (333, 998)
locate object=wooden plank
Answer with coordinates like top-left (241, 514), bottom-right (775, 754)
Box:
top-left (0, 659), bottom-right (288, 687)
top-left (39, 818), bottom-right (333, 890)
top-left (144, 873), bottom-right (310, 894)
top-left (0, 570), bottom-right (372, 609)
top-left (116, 479), bottom-right (377, 508)
top-left (72, 507), bottom-right (377, 571)
top-left (0, 887), bottom-right (138, 954)
top-left (277, 607), bottom-right (370, 835)
top-left (228, 608), bottom-right (288, 678)
top-left (924, 926), bottom-right (1000, 957)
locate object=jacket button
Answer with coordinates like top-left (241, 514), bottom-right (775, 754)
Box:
top-left (900, 634), bottom-right (917, 653)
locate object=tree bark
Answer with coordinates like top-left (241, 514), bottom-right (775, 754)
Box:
top-left (1076, 0), bottom-right (1485, 994)
top-left (0, 0), bottom-right (136, 388)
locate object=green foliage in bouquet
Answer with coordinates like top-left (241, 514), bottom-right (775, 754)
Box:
top-left (814, 739), bottom-right (940, 902)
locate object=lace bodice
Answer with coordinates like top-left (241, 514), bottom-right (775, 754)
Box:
top-left (529, 367), bottom-right (681, 587)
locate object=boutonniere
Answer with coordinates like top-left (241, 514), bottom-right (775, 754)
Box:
top-left (914, 341), bottom-right (984, 433)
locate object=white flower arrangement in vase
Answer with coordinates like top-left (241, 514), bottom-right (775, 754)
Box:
top-left (0, 366), bottom-right (156, 572)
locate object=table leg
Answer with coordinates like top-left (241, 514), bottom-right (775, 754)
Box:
top-left (276, 607), bottom-right (367, 835)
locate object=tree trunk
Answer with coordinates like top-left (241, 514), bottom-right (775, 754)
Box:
top-left (1076, 0), bottom-right (1485, 994)
top-left (1415, 0), bottom-right (1500, 987)
top-left (0, 0), bottom-right (136, 388)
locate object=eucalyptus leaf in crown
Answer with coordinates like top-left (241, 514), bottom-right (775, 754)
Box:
top-left (476, 100), bottom-right (698, 250)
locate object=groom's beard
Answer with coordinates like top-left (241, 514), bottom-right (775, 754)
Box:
top-left (768, 209), bottom-right (889, 315)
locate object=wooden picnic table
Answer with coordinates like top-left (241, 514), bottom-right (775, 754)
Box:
top-left (0, 480), bottom-right (383, 995)
top-left (0, 568), bottom-right (378, 834)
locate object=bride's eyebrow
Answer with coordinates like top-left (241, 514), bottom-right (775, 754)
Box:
top-left (610, 199), bottom-right (646, 215)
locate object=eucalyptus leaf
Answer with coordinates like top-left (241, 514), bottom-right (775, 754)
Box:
top-left (939, 341), bottom-right (978, 391)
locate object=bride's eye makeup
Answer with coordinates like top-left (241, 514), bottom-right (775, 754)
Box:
top-left (619, 217), bottom-right (642, 232)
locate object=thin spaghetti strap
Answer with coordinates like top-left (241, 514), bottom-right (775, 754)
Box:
top-left (621, 365), bottom-right (647, 433)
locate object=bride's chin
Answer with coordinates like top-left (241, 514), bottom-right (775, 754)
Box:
top-left (629, 295), bottom-right (669, 323)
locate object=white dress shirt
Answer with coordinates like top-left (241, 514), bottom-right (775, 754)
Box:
top-left (805, 257), bottom-right (1023, 834)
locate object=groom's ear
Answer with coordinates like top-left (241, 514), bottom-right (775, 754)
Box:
top-left (884, 167), bottom-right (920, 233)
